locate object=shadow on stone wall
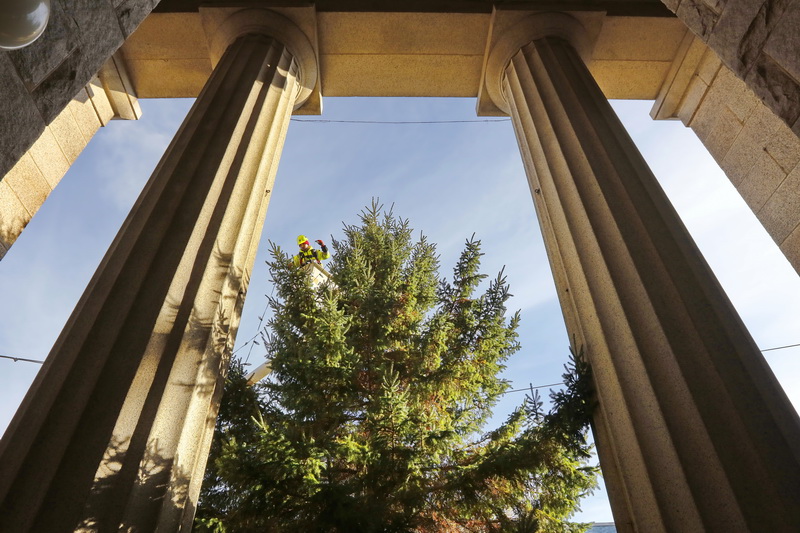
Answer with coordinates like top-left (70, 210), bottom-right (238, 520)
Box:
top-left (0, 207), bottom-right (26, 260)
top-left (77, 436), bottom-right (192, 531)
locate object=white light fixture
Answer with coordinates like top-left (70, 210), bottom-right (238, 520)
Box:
top-left (0, 0), bottom-right (50, 51)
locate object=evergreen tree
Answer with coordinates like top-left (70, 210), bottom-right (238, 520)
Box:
top-left (195, 203), bottom-right (597, 532)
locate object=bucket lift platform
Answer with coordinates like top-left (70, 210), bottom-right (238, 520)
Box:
top-left (245, 262), bottom-right (335, 385)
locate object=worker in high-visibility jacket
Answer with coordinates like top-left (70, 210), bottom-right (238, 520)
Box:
top-left (293, 234), bottom-right (330, 267)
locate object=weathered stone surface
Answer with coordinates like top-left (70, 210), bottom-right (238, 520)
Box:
top-left (27, 128), bottom-right (70, 190)
top-left (687, 70), bottom-right (747, 165)
top-left (676, 77), bottom-right (706, 122)
top-left (760, 163), bottom-right (800, 243)
top-left (48, 104), bottom-right (89, 164)
top-left (720, 0), bottom-right (797, 74)
top-left (765, 116), bottom-right (800, 173)
top-left (721, 102), bottom-right (783, 183)
top-left (706, 0), bottom-right (767, 70)
top-left (116, 0), bottom-right (159, 38)
top-left (28, 0), bottom-right (126, 123)
top-left (738, 149), bottom-right (788, 211)
top-left (0, 56), bottom-right (46, 180)
top-left (3, 154), bottom-right (50, 217)
top-left (743, 52), bottom-right (800, 132)
top-left (693, 104), bottom-right (742, 166)
top-left (763, 3), bottom-right (800, 84)
top-left (67, 88), bottom-right (104, 141)
top-left (0, 180), bottom-right (29, 251)
top-left (670, 0), bottom-right (800, 138)
top-left (675, 0), bottom-right (719, 41)
top-left (86, 76), bottom-right (116, 126)
top-left (696, 46), bottom-right (722, 83)
top-left (5, 1), bottom-right (79, 90)
top-left (714, 65), bottom-right (758, 122)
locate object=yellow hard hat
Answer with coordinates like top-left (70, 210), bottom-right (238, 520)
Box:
top-left (297, 235), bottom-right (309, 245)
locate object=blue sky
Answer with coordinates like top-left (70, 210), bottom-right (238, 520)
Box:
top-left (1, 96), bottom-right (799, 522)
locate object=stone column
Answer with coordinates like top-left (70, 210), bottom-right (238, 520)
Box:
top-left (485, 13), bottom-right (800, 533)
top-left (0, 9), bottom-right (316, 532)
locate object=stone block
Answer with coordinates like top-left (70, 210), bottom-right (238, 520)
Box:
top-left (98, 55), bottom-right (142, 120)
top-left (127, 58), bottom-right (211, 98)
top-left (591, 60), bottom-right (673, 100)
top-left (706, 0), bottom-right (768, 73)
top-left (764, 5), bottom-right (800, 84)
top-left (737, 149), bottom-right (788, 212)
top-left (592, 17), bottom-right (688, 62)
top-left (3, 153), bottom-right (50, 217)
top-left (743, 52), bottom-right (800, 132)
top-left (714, 66), bottom-right (758, 122)
top-left (677, 75), bottom-right (710, 124)
top-left (696, 47), bottom-right (722, 84)
top-left (759, 163), bottom-right (800, 243)
top-left (0, 56), bottom-right (46, 180)
top-left (676, 0), bottom-right (720, 42)
top-left (86, 76), bottom-right (116, 126)
top-left (27, 128), bottom-right (71, 190)
top-left (48, 108), bottom-right (87, 164)
top-left (765, 121), bottom-right (800, 174)
top-left (781, 222), bottom-right (800, 273)
top-left (691, 104), bottom-right (742, 165)
top-left (5, 1), bottom-right (79, 89)
top-left (115, 0), bottom-right (158, 38)
top-left (0, 180), bottom-right (29, 250)
top-left (720, 103), bottom-right (783, 184)
top-left (29, 0), bottom-right (125, 123)
top-left (67, 88), bottom-right (103, 140)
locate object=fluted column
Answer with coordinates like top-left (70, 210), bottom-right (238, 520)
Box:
top-left (485, 13), bottom-right (800, 532)
top-left (0, 10), bottom-right (316, 532)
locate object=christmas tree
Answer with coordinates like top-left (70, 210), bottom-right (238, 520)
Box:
top-left (196, 202), bottom-right (597, 532)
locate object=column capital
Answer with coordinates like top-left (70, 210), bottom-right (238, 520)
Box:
top-left (202, 8), bottom-right (318, 110)
top-left (484, 12), bottom-right (595, 115)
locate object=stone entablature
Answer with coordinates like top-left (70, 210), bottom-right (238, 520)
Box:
top-left (121, 9), bottom-right (689, 112)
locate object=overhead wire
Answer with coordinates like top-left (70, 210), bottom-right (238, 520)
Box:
top-left (0, 354), bottom-right (45, 364)
top-left (4, 342), bottom-right (799, 398)
top-left (4, 341), bottom-right (800, 367)
top-left (291, 118), bottom-right (511, 124)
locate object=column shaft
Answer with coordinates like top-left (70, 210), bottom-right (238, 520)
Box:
top-left (0, 33), bottom-right (298, 532)
top-left (503, 36), bottom-right (800, 532)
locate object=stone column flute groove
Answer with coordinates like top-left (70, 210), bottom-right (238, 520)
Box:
top-left (486, 13), bottom-right (800, 533)
top-left (0, 10), bottom-right (314, 530)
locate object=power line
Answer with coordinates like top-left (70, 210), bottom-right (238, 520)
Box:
top-left (4, 341), bottom-right (800, 368)
top-left (503, 382), bottom-right (565, 395)
top-left (0, 354), bottom-right (45, 364)
top-left (762, 342), bottom-right (800, 352)
top-left (290, 118), bottom-right (511, 124)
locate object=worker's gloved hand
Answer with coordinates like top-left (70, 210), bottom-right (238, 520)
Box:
top-left (316, 239), bottom-right (325, 246)
top-left (316, 239), bottom-right (328, 253)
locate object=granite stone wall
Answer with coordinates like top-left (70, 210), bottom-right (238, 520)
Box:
top-left (664, 0), bottom-right (800, 136)
top-left (0, 0), bottom-right (157, 178)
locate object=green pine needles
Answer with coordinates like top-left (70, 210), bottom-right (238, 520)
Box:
top-left (195, 202), bottom-right (598, 532)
